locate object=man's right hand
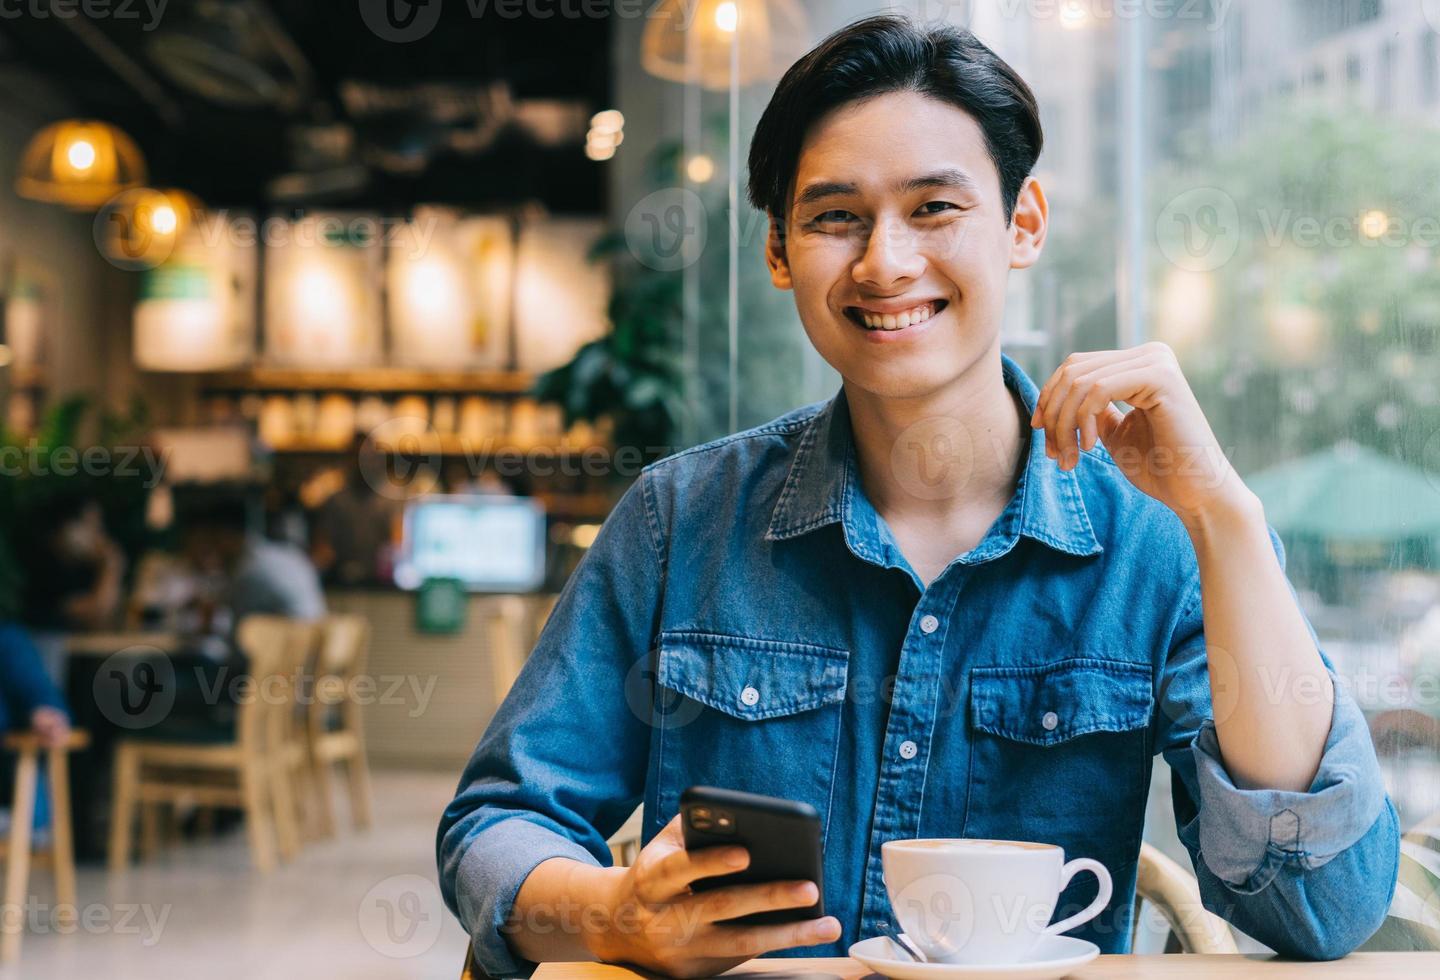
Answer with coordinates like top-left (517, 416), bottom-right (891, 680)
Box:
top-left (589, 815), bottom-right (841, 977)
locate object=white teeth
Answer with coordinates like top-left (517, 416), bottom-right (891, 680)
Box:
top-left (858, 302), bottom-right (936, 330)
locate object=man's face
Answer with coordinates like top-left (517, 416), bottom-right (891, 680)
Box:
top-left (768, 90), bottom-right (1045, 401)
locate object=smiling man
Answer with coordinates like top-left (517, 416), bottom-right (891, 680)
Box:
top-left (439, 16), bottom-right (1399, 977)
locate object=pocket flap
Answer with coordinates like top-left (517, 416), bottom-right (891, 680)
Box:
top-left (657, 631), bottom-right (848, 721)
top-left (969, 658), bottom-right (1153, 745)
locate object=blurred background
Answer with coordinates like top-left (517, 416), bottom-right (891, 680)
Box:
top-left (0, 0), bottom-right (1437, 975)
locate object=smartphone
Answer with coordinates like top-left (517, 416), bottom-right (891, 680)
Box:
top-left (680, 785), bottom-right (825, 925)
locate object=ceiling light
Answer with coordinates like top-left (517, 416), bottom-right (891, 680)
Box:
top-left (16, 119), bottom-right (147, 209)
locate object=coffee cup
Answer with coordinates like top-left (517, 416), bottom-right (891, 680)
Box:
top-left (881, 838), bottom-right (1112, 965)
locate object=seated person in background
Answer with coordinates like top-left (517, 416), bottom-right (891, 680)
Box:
top-left (178, 487), bottom-right (327, 630)
top-left (20, 492), bottom-right (125, 633)
top-left (0, 623), bottom-right (70, 748)
top-left (311, 436), bottom-right (399, 587)
top-left (151, 487), bottom-right (327, 736)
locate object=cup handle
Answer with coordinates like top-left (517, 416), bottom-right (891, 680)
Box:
top-left (1043, 858), bottom-right (1112, 937)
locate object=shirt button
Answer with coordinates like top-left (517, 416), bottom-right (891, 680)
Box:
top-left (919, 614), bottom-right (940, 634)
top-left (1042, 711), bottom-right (1059, 731)
top-left (899, 740), bottom-right (918, 759)
top-left (740, 686), bottom-right (760, 707)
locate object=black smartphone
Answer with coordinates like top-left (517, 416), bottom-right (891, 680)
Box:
top-left (680, 785), bottom-right (825, 925)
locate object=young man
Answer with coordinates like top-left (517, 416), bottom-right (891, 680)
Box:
top-left (439, 16), bottom-right (1399, 977)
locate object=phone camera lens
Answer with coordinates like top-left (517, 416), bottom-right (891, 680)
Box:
top-left (714, 812), bottom-right (734, 832)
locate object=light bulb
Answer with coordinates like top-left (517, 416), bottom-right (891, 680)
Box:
top-left (67, 138), bottom-right (96, 171)
top-left (715, 1), bottom-right (738, 33)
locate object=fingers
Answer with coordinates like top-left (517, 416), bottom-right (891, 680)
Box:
top-left (687, 880), bottom-right (819, 925)
top-left (1032, 348), bottom-right (1133, 429)
top-left (637, 837), bottom-right (749, 905)
top-left (711, 915), bottom-right (843, 958)
top-left (1034, 349), bottom-right (1156, 470)
top-left (1097, 404), bottom-right (1126, 444)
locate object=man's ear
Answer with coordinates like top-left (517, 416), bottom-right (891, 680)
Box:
top-left (1009, 176), bottom-right (1048, 270)
top-left (765, 215), bottom-right (793, 290)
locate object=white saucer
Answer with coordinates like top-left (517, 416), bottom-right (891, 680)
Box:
top-left (847, 934), bottom-right (1100, 980)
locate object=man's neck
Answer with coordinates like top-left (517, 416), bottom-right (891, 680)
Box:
top-left (846, 348), bottom-right (1029, 529)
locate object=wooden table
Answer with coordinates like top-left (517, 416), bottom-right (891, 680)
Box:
top-left (64, 630), bottom-right (184, 656)
top-left (534, 952), bottom-right (1440, 979)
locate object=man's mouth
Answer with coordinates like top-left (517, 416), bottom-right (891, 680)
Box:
top-left (844, 300), bottom-right (948, 331)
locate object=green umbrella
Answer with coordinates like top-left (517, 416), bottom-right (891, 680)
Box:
top-left (1244, 441), bottom-right (1440, 543)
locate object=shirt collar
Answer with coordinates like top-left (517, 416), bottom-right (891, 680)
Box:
top-left (765, 352), bottom-right (1102, 560)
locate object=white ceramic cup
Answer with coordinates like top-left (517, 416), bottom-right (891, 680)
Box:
top-left (881, 838), bottom-right (1112, 966)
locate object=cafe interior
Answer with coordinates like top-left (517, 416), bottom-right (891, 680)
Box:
top-left (0, 0), bottom-right (1438, 976)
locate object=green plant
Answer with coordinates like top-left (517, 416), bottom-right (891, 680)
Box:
top-left (0, 394), bottom-right (153, 620)
top-left (532, 235), bottom-right (687, 460)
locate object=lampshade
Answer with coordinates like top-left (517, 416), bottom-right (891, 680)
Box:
top-left (641, 0), bottom-right (810, 90)
top-left (15, 119), bottom-right (147, 209)
top-left (96, 187), bottom-right (204, 269)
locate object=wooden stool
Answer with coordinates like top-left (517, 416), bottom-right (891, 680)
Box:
top-left (1, 729), bottom-right (90, 964)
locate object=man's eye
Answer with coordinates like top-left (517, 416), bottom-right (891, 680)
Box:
top-left (813, 209), bottom-right (856, 224)
top-left (916, 201), bottom-right (961, 216)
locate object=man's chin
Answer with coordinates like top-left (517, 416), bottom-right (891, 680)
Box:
top-left (841, 364), bottom-right (964, 402)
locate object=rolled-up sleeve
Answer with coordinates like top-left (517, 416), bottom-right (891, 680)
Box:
top-left (1154, 525), bottom-right (1401, 959)
top-left (437, 470), bottom-right (666, 977)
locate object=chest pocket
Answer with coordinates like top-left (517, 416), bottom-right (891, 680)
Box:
top-left (963, 658), bottom-right (1154, 839)
top-left (651, 631), bottom-right (849, 838)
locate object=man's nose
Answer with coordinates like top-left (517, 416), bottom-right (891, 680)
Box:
top-left (852, 217), bottom-right (926, 290)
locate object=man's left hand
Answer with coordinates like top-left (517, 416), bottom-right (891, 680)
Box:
top-left (1031, 342), bottom-right (1252, 522)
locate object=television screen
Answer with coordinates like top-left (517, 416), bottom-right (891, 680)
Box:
top-left (395, 494), bottom-right (547, 592)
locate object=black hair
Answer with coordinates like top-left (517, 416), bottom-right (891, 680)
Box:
top-left (173, 484), bottom-right (254, 535)
top-left (747, 14), bottom-right (1043, 227)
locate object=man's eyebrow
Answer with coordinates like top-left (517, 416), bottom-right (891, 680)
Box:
top-left (793, 169), bottom-right (979, 210)
top-left (898, 168), bottom-right (979, 194)
top-left (794, 180), bottom-right (859, 208)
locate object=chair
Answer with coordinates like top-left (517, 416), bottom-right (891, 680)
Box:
top-left (1, 730), bottom-right (89, 964)
top-left (1360, 807), bottom-right (1440, 951)
top-left (109, 616), bottom-right (314, 873)
top-left (1131, 841), bottom-right (1239, 953)
top-left (304, 614), bottom-right (374, 837)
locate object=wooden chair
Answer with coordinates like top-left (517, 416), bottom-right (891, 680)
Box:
top-left (304, 614), bottom-right (374, 837)
top-left (1131, 841), bottom-right (1239, 953)
top-left (1, 730), bottom-right (88, 964)
top-left (109, 616), bottom-right (313, 873)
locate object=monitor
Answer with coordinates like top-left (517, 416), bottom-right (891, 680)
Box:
top-left (395, 494), bottom-right (547, 592)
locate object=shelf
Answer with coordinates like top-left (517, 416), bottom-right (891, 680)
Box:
top-left (264, 435), bottom-right (606, 457)
top-left (184, 366), bottom-right (538, 395)
top-left (535, 492), bottom-right (615, 518)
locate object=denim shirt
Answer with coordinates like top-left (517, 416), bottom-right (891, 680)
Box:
top-left (439, 353), bottom-right (1400, 976)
